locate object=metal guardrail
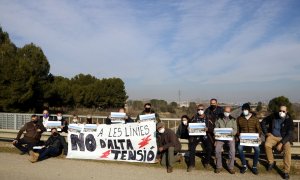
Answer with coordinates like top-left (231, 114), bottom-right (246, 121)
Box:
top-left (0, 112), bottom-right (299, 144)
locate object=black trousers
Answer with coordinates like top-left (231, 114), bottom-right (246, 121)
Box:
top-left (13, 138), bottom-right (37, 153)
top-left (188, 136), bottom-right (213, 167)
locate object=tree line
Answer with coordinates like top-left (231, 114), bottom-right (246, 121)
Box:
top-left (0, 27), bottom-right (127, 113)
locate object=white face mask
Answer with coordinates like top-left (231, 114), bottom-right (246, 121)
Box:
top-left (158, 128), bottom-right (165, 134)
top-left (57, 116), bottom-right (62, 120)
top-left (198, 110), bottom-right (204, 115)
top-left (224, 112), bottom-right (230, 117)
top-left (182, 120), bottom-right (188, 125)
top-left (279, 112), bottom-right (286, 118)
top-left (243, 110), bottom-right (249, 116)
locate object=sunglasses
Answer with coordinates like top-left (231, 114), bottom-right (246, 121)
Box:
top-left (197, 109), bottom-right (204, 111)
top-left (279, 110), bottom-right (286, 113)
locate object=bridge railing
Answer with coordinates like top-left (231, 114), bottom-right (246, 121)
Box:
top-left (0, 112), bottom-right (299, 145)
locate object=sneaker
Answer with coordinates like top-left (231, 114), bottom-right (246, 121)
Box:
top-left (267, 162), bottom-right (276, 171)
top-left (240, 166), bottom-right (248, 174)
top-left (284, 173), bottom-right (289, 180)
top-left (214, 168), bottom-right (222, 173)
top-left (228, 169), bottom-right (235, 174)
top-left (252, 167), bottom-right (259, 175)
top-left (187, 166), bottom-right (195, 172)
top-left (167, 167), bottom-right (173, 173)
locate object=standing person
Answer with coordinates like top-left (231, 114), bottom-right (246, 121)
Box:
top-left (176, 115), bottom-right (190, 139)
top-left (56, 112), bottom-right (68, 133)
top-left (105, 108), bottom-right (134, 124)
top-left (261, 105), bottom-right (294, 179)
top-left (12, 114), bottom-right (46, 155)
top-left (237, 103), bottom-right (262, 175)
top-left (204, 98), bottom-right (224, 145)
top-left (135, 103), bottom-right (161, 123)
top-left (214, 106), bottom-right (237, 174)
top-left (157, 122), bottom-right (182, 173)
top-left (28, 128), bottom-right (68, 163)
top-left (187, 104), bottom-right (213, 172)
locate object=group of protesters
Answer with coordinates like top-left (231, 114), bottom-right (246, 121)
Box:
top-left (12, 99), bottom-right (294, 179)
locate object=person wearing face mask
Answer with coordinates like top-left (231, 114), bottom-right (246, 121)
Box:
top-left (135, 103), bottom-right (161, 123)
top-left (176, 115), bottom-right (190, 139)
top-left (28, 128), bottom-right (68, 163)
top-left (214, 106), bottom-right (237, 174)
top-left (261, 105), bottom-right (294, 179)
top-left (157, 122), bottom-right (182, 173)
top-left (56, 112), bottom-right (68, 133)
top-left (71, 115), bottom-right (79, 124)
top-left (204, 98), bottom-right (224, 125)
top-left (40, 109), bottom-right (54, 126)
top-left (237, 103), bottom-right (262, 175)
top-left (12, 114), bottom-right (46, 155)
top-left (187, 104), bottom-right (213, 172)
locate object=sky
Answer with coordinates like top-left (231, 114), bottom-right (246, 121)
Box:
top-left (1, 0), bottom-right (300, 103)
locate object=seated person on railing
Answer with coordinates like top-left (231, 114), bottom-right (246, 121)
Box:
top-left (261, 105), bottom-right (294, 180)
top-left (176, 115), bottom-right (190, 139)
top-left (157, 122), bottom-right (182, 173)
top-left (39, 109), bottom-right (54, 126)
top-left (105, 108), bottom-right (134, 124)
top-left (55, 112), bottom-right (68, 133)
top-left (214, 106), bottom-right (237, 174)
top-left (12, 114), bottom-right (46, 155)
top-left (28, 128), bottom-right (68, 163)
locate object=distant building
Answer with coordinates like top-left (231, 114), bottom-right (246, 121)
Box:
top-left (178, 101), bottom-right (189, 108)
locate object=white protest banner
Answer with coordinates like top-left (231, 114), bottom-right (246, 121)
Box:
top-left (139, 114), bottom-right (156, 122)
top-left (45, 121), bottom-right (62, 132)
top-left (110, 112), bottom-right (126, 124)
top-left (188, 123), bottom-right (206, 136)
top-left (67, 122), bottom-right (157, 163)
top-left (240, 133), bottom-right (260, 147)
top-left (214, 128), bottom-right (234, 141)
top-left (83, 124), bottom-right (98, 132)
top-left (68, 124), bottom-right (84, 133)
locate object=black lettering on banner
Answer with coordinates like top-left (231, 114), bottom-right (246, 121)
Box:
top-left (118, 139), bottom-right (125, 149)
top-left (126, 139), bottom-right (134, 150)
top-left (108, 140), bottom-right (114, 149)
top-left (147, 150), bottom-right (155, 161)
top-left (143, 150), bottom-right (147, 161)
top-left (137, 150), bottom-right (143, 161)
top-left (114, 140), bottom-right (120, 149)
top-left (99, 139), bottom-right (106, 148)
top-left (97, 128), bottom-right (104, 137)
top-left (144, 125), bottom-right (149, 135)
top-left (71, 133), bottom-right (85, 151)
top-left (111, 150), bottom-right (121, 160)
top-left (121, 151), bottom-right (127, 160)
top-left (85, 134), bottom-right (96, 152)
top-left (128, 150), bottom-right (136, 160)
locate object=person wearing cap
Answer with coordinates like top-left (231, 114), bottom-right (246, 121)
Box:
top-left (12, 114), bottom-right (46, 155)
top-left (157, 122), bottom-right (182, 173)
top-left (237, 103), bottom-right (262, 175)
top-left (261, 105), bottom-right (294, 179)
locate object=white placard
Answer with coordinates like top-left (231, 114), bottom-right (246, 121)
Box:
top-left (139, 114), bottom-right (156, 122)
top-left (240, 133), bottom-right (260, 147)
top-left (188, 123), bottom-right (206, 136)
top-left (110, 112), bottom-right (126, 124)
top-left (68, 124), bottom-right (84, 133)
top-left (45, 121), bottom-right (62, 132)
top-left (83, 124), bottom-right (98, 132)
top-left (214, 128), bottom-right (234, 140)
top-left (67, 122), bottom-right (157, 163)
top-left (33, 146), bottom-right (44, 150)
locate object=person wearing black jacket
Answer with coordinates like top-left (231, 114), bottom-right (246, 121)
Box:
top-left (176, 115), bottom-right (190, 139)
top-left (187, 104), bottom-right (213, 172)
top-left (261, 105), bottom-right (294, 179)
top-left (28, 128), bottom-right (68, 163)
top-left (56, 112), bottom-right (68, 133)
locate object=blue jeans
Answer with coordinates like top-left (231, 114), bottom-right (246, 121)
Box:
top-left (238, 144), bottom-right (260, 167)
top-left (38, 146), bottom-right (60, 161)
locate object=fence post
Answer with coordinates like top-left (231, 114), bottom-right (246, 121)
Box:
top-left (14, 114), bottom-right (17, 130)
